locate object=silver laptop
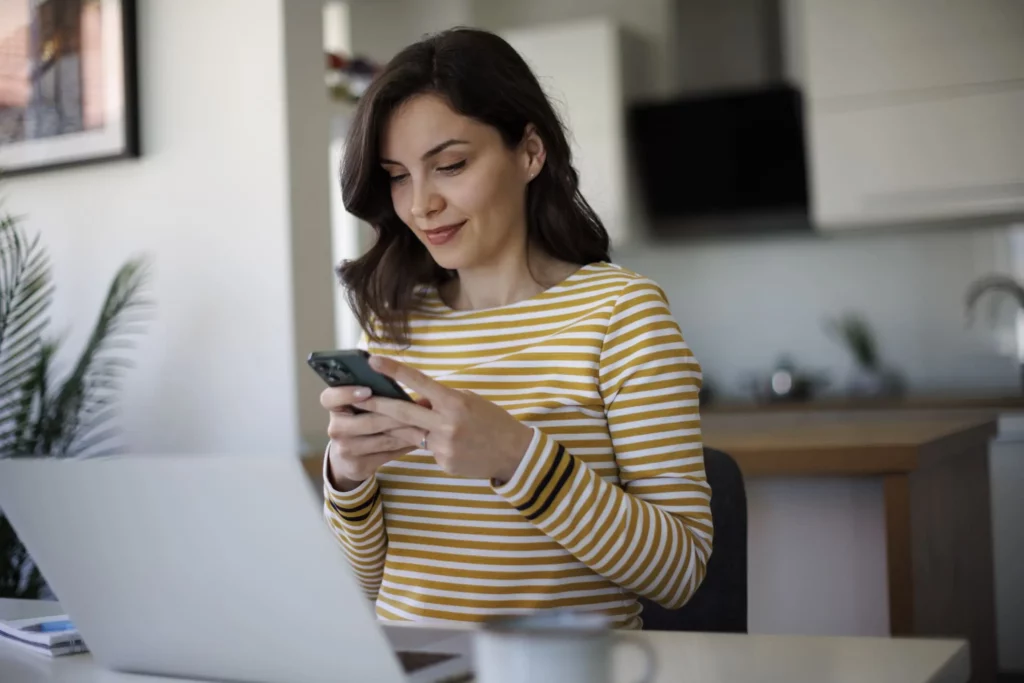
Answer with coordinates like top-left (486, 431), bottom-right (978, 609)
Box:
top-left (0, 454), bottom-right (473, 683)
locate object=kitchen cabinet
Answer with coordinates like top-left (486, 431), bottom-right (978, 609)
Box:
top-left (799, 0), bottom-right (1024, 101)
top-left (789, 0), bottom-right (1024, 230)
top-left (500, 19), bottom-right (644, 248)
top-left (808, 86), bottom-right (1024, 228)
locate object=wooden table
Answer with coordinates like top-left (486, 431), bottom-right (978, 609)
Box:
top-left (702, 410), bottom-right (999, 683)
top-left (0, 599), bottom-right (970, 683)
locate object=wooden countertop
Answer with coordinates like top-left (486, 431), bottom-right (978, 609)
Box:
top-left (705, 393), bottom-right (1024, 414)
top-left (702, 410), bottom-right (998, 477)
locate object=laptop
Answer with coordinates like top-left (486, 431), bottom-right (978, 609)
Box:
top-left (0, 453), bottom-right (474, 683)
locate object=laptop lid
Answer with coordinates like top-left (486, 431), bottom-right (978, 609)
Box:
top-left (0, 454), bottom-right (464, 683)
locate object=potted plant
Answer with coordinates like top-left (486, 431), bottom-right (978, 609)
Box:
top-left (0, 189), bottom-right (151, 599)
top-left (825, 312), bottom-right (903, 398)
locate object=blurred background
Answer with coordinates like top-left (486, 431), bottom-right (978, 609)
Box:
top-left (1, 0), bottom-right (1022, 677)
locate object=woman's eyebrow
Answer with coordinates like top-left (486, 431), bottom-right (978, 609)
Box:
top-left (381, 139), bottom-right (469, 165)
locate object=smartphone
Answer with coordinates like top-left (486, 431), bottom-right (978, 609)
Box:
top-left (307, 350), bottom-right (413, 410)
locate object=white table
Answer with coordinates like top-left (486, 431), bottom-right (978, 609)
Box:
top-left (0, 599), bottom-right (970, 683)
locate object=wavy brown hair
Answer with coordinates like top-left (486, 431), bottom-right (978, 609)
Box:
top-left (338, 27), bottom-right (610, 346)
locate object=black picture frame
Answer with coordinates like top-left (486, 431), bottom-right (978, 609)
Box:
top-left (0, 0), bottom-right (140, 175)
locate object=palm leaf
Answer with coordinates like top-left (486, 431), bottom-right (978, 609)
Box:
top-left (48, 258), bottom-right (152, 458)
top-left (0, 209), bottom-right (53, 459)
top-left (0, 180), bottom-right (152, 598)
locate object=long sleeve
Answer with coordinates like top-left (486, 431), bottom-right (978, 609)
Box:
top-left (322, 449), bottom-right (389, 600)
top-left (492, 278), bottom-right (713, 609)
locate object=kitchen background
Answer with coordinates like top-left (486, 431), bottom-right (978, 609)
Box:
top-left (3, 0), bottom-right (1021, 675)
top-left (331, 0), bottom-right (1024, 405)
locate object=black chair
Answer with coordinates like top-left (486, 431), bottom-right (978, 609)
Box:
top-left (639, 447), bottom-right (748, 633)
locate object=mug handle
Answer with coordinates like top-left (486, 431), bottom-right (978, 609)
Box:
top-left (613, 634), bottom-right (658, 683)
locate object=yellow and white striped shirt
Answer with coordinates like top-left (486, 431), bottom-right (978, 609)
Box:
top-left (322, 262), bottom-right (712, 629)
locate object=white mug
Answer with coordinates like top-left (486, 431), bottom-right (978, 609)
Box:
top-left (472, 611), bottom-right (657, 683)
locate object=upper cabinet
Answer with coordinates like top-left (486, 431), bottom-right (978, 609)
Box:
top-left (802, 1), bottom-right (1024, 100)
top-left (790, 0), bottom-right (1024, 230)
top-left (501, 19), bottom-right (643, 248)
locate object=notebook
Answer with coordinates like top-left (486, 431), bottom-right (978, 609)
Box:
top-left (0, 613), bottom-right (88, 657)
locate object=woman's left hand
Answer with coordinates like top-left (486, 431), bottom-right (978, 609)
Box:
top-left (360, 355), bottom-right (534, 484)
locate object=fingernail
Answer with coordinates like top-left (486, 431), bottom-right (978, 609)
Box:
top-left (353, 387), bottom-right (371, 399)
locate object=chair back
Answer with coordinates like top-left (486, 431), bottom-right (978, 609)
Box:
top-left (639, 447), bottom-right (748, 633)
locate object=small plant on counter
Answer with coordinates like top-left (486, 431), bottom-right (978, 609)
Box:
top-left (0, 187), bottom-right (152, 598)
top-left (825, 312), bottom-right (903, 397)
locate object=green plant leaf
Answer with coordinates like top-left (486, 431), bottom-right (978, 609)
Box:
top-left (0, 209), bottom-right (53, 460)
top-left (49, 258), bottom-right (152, 458)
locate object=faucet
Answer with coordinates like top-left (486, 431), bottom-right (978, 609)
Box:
top-left (965, 274), bottom-right (1024, 321)
top-left (965, 274), bottom-right (1024, 391)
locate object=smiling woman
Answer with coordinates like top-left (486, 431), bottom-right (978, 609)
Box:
top-left (319, 27), bottom-right (713, 630)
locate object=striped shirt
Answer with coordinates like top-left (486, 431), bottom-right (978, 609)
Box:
top-left (322, 262), bottom-right (713, 629)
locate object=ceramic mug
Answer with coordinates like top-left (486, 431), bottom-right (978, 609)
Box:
top-left (473, 611), bottom-right (657, 683)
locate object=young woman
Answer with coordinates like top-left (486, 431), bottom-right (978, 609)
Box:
top-left (320, 27), bottom-right (712, 630)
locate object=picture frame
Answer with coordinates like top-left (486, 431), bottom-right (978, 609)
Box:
top-left (0, 0), bottom-right (139, 175)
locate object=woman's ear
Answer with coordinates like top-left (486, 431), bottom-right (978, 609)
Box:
top-left (521, 124), bottom-right (547, 182)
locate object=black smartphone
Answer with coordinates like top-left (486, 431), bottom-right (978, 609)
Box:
top-left (307, 350), bottom-right (413, 409)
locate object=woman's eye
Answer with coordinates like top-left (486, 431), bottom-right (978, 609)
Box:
top-left (437, 160), bottom-right (466, 174)
top-left (388, 173), bottom-right (409, 184)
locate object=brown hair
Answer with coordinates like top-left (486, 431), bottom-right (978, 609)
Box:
top-left (338, 27), bottom-right (610, 346)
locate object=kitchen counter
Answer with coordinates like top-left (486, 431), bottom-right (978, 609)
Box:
top-left (702, 410), bottom-right (998, 475)
top-left (703, 410), bottom-right (998, 683)
top-left (706, 393), bottom-right (1024, 414)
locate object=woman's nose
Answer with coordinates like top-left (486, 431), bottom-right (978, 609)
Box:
top-left (410, 181), bottom-right (443, 219)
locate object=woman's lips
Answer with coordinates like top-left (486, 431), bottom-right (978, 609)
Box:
top-left (424, 221), bottom-right (465, 246)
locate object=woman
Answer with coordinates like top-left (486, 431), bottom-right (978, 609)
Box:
top-left (320, 27), bottom-right (712, 630)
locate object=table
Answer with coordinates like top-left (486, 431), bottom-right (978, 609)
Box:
top-left (0, 599), bottom-right (970, 683)
top-left (701, 410), bottom-right (998, 683)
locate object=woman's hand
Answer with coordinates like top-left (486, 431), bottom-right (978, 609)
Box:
top-left (360, 355), bottom-right (534, 484)
top-left (319, 385), bottom-right (428, 491)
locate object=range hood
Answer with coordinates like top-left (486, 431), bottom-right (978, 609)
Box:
top-left (625, 1), bottom-right (812, 237)
top-left (627, 84), bottom-right (809, 234)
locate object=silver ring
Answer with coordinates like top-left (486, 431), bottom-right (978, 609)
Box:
top-left (419, 433), bottom-right (428, 450)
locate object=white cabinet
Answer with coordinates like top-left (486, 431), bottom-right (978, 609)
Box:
top-left (808, 87), bottom-right (1024, 228)
top-left (791, 0), bottom-right (1024, 230)
top-left (501, 19), bottom-right (640, 248)
top-left (801, 0), bottom-right (1024, 101)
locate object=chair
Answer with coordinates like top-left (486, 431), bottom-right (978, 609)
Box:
top-left (639, 447), bottom-right (748, 633)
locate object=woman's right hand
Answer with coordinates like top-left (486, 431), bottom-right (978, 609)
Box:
top-left (320, 386), bottom-right (421, 492)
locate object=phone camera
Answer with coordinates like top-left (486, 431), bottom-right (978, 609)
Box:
top-left (321, 359), bottom-right (353, 384)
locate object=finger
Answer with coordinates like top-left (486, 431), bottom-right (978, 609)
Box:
top-left (386, 426), bottom-right (429, 449)
top-left (361, 395), bottom-right (437, 431)
top-left (328, 411), bottom-right (410, 438)
top-left (368, 356), bottom-right (452, 404)
top-left (331, 447), bottom-right (410, 482)
top-left (332, 433), bottom-right (410, 459)
top-left (320, 385), bottom-right (371, 412)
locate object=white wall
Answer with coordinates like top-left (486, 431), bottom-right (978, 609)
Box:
top-left (282, 1), bottom-right (341, 454)
top-left (4, 0), bottom-right (334, 457)
top-left (349, 0), bottom-right (473, 67)
top-left (616, 226), bottom-right (1021, 399)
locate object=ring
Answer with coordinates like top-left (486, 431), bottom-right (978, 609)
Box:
top-left (420, 433), bottom-right (428, 450)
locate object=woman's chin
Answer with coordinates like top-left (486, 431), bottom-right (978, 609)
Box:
top-left (429, 248), bottom-right (472, 271)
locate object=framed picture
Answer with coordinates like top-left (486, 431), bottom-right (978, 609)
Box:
top-left (0, 0), bottom-right (139, 175)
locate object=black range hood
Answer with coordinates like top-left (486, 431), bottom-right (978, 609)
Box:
top-left (627, 83), bottom-right (811, 237)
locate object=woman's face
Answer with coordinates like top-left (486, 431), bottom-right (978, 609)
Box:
top-left (380, 93), bottom-right (544, 271)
